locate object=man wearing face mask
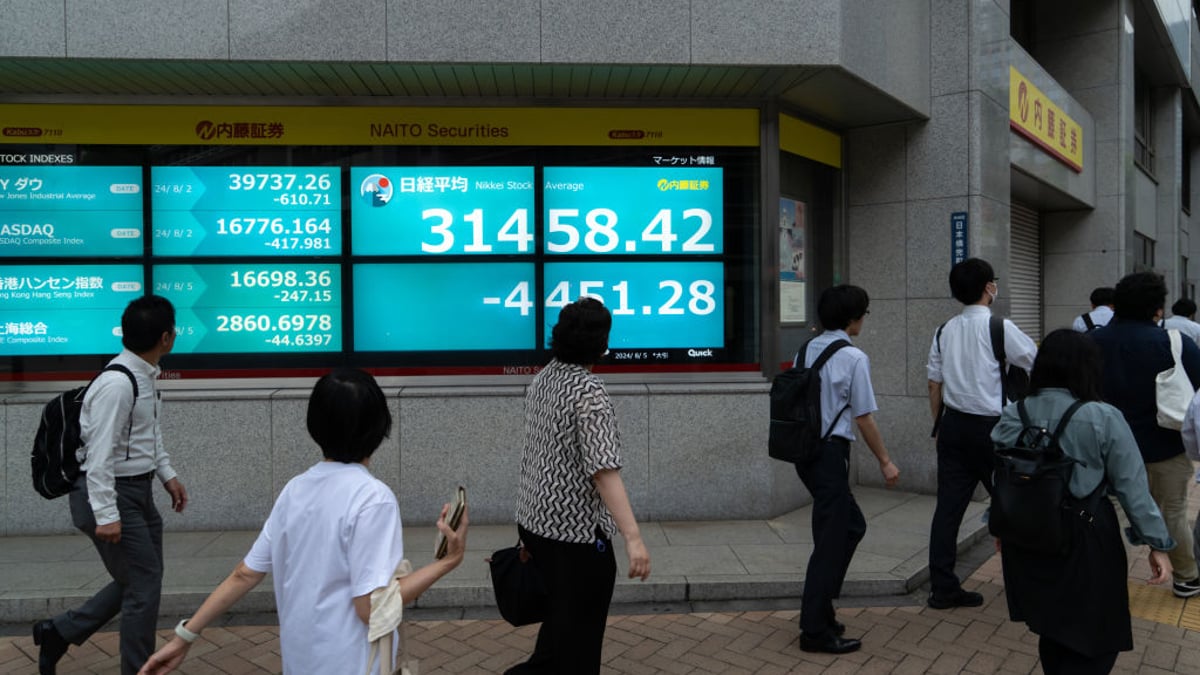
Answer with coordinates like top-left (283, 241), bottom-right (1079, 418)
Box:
top-left (926, 258), bottom-right (1036, 609)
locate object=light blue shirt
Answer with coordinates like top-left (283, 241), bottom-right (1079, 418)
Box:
top-left (991, 388), bottom-right (1174, 552)
top-left (793, 330), bottom-right (877, 442)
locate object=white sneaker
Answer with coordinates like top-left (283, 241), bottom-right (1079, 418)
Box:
top-left (1173, 578), bottom-right (1200, 598)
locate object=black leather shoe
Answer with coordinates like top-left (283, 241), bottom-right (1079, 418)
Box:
top-left (799, 632), bottom-right (862, 654)
top-left (927, 588), bottom-right (984, 609)
top-left (32, 619), bottom-right (69, 675)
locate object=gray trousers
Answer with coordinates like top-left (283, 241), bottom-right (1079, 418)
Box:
top-left (53, 474), bottom-right (163, 675)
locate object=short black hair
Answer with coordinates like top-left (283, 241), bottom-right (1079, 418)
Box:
top-left (817, 285), bottom-right (870, 331)
top-left (1113, 272), bottom-right (1167, 321)
top-left (1172, 298), bottom-right (1197, 318)
top-left (1089, 287), bottom-right (1115, 307)
top-left (949, 258), bottom-right (994, 305)
top-left (550, 297), bottom-right (612, 365)
top-left (1029, 329), bottom-right (1103, 401)
top-left (121, 295), bottom-right (175, 353)
top-left (306, 368), bottom-right (392, 464)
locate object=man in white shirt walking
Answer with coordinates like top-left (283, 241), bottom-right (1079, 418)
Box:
top-left (927, 258), bottom-right (1036, 609)
top-left (33, 295), bottom-right (188, 675)
top-left (1162, 298), bottom-right (1200, 346)
top-left (1072, 287), bottom-right (1115, 332)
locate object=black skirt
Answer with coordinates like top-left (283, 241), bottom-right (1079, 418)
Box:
top-left (1000, 495), bottom-right (1131, 657)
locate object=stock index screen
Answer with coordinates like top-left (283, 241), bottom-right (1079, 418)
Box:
top-left (1, 149), bottom-right (756, 374)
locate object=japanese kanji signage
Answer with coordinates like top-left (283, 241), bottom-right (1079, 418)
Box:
top-left (951, 212), bottom-right (968, 265)
top-left (1009, 66), bottom-right (1084, 173)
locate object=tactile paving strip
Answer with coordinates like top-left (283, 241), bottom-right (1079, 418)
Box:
top-left (1128, 582), bottom-right (1186, 627)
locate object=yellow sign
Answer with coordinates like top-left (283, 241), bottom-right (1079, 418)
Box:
top-left (1009, 66), bottom-right (1083, 172)
top-left (0, 104), bottom-right (758, 147)
top-left (779, 114), bottom-right (841, 168)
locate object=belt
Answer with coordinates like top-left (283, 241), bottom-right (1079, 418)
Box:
top-left (943, 406), bottom-right (1000, 422)
top-left (82, 471), bottom-right (156, 482)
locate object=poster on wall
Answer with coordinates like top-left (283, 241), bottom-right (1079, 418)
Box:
top-left (779, 197), bottom-right (806, 323)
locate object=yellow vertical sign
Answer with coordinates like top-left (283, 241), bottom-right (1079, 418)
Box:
top-left (1009, 66), bottom-right (1083, 172)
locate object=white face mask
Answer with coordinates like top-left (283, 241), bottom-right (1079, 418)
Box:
top-left (987, 281), bottom-right (998, 303)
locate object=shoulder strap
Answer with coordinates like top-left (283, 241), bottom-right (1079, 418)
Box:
top-left (1016, 398), bottom-right (1032, 428)
top-left (990, 315), bottom-right (1008, 404)
top-left (811, 338), bottom-right (859, 439)
top-left (1082, 313), bottom-right (1095, 331)
top-left (1049, 400), bottom-right (1087, 446)
top-left (97, 364), bottom-right (139, 460)
top-left (793, 336), bottom-right (816, 368)
top-left (935, 322), bottom-right (946, 354)
top-left (102, 363), bottom-right (139, 400)
top-left (1167, 329), bottom-right (1183, 366)
top-left (811, 338), bottom-right (850, 372)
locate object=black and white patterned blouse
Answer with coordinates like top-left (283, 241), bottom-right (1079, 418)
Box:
top-left (515, 359), bottom-right (622, 543)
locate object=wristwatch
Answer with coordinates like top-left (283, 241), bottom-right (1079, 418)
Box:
top-left (174, 618), bottom-right (200, 643)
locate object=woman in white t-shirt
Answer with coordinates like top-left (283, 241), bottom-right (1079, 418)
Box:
top-left (138, 368), bottom-right (468, 675)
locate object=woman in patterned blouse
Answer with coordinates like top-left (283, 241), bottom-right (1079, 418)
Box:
top-left (507, 297), bottom-right (651, 675)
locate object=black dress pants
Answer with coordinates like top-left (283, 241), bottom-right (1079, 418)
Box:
top-left (929, 408), bottom-right (998, 595)
top-left (506, 524), bottom-right (617, 675)
top-left (795, 437), bottom-right (865, 637)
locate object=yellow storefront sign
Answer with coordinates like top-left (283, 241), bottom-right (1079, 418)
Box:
top-left (779, 114), bottom-right (841, 168)
top-left (1009, 66), bottom-right (1083, 172)
top-left (0, 104), bottom-right (758, 147)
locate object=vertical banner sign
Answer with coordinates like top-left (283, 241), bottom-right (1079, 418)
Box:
top-left (951, 212), bottom-right (968, 265)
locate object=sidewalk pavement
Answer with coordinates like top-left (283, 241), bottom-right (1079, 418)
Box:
top-left (3, 484), bottom-right (1199, 673)
top-left (0, 487), bottom-right (988, 625)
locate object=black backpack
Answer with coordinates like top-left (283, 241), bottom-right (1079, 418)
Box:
top-left (31, 364), bottom-right (138, 499)
top-left (768, 338), bottom-right (850, 464)
top-left (988, 399), bottom-right (1101, 555)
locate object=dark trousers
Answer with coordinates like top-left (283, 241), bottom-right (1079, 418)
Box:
top-left (54, 474), bottom-right (163, 675)
top-left (1038, 637), bottom-right (1118, 675)
top-left (506, 525), bottom-right (617, 675)
top-left (929, 408), bottom-right (998, 595)
top-left (795, 437), bottom-right (866, 637)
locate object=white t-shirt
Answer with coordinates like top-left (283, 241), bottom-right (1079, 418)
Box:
top-left (244, 461), bottom-right (403, 675)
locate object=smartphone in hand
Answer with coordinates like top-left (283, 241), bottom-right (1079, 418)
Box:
top-left (435, 485), bottom-right (467, 559)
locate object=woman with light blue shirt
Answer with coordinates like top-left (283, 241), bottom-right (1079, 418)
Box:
top-left (991, 329), bottom-right (1173, 675)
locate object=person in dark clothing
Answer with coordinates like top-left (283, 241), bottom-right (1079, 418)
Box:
top-left (1090, 271), bottom-right (1200, 598)
top-left (993, 329), bottom-right (1173, 675)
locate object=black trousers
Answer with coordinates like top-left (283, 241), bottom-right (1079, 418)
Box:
top-left (1038, 637), bottom-right (1119, 675)
top-left (54, 474), bottom-right (163, 675)
top-left (795, 437), bottom-right (865, 637)
top-left (929, 408), bottom-right (998, 595)
top-left (506, 525), bottom-right (617, 675)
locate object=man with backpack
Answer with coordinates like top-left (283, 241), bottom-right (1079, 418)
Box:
top-left (33, 295), bottom-right (189, 675)
top-left (1090, 272), bottom-right (1200, 599)
top-left (926, 258), bottom-right (1036, 610)
top-left (1072, 286), bottom-right (1115, 332)
top-left (791, 285), bottom-right (899, 655)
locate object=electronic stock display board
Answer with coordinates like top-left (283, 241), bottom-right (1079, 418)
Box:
top-left (1, 154), bottom-right (753, 374)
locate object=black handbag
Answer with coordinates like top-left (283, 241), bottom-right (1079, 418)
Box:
top-left (488, 543), bottom-right (548, 627)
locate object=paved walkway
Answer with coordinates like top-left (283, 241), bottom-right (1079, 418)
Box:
top-left (2, 482), bottom-right (1198, 673)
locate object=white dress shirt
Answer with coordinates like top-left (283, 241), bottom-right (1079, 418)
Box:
top-left (1162, 315), bottom-right (1200, 346)
top-left (927, 305), bottom-right (1038, 416)
top-left (79, 349), bottom-right (177, 525)
top-left (1071, 305), bottom-right (1113, 332)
